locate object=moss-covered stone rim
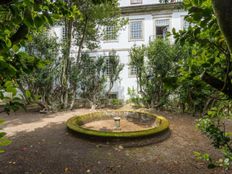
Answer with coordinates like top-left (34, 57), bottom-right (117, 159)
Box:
top-left (66, 110), bottom-right (170, 138)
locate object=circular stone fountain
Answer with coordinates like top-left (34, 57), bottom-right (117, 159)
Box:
top-left (66, 111), bottom-right (169, 139)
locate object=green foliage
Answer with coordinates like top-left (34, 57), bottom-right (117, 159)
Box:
top-left (110, 99), bottom-right (123, 107)
top-left (175, 45), bottom-right (215, 115)
top-left (174, 0), bottom-right (231, 98)
top-left (127, 87), bottom-right (143, 107)
top-left (0, 0), bottom-right (79, 112)
top-left (78, 54), bottom-right (107, 107)
top-left (174, 0), bottom-right (232, 169)
top-left (17, 31), bottom-right (60, 110)
top-left (129, 39), bottom-right (187, 109)
top-left (77, 53), bottom-right (123, 108)
top-left (106, 51), bottom-right (124, 95)
top-left (193, 151), bottom-right (216, 169)
top-left (0, 81), bottom-right (25, 114)
top-left (60, 0), bottom-right (126, 109)
top-left (196, 100), bottom-right (232, 169)
top-left (73, 0), bottom-right (127, 50)
top-left (0, 120), bottom-right (11, 153)
top-left (172, 0), bottom-right (232, 115)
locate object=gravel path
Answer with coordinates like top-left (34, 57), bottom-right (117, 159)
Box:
top-left (0, 108), bottom-right (230, 174)
top-left (2, 109), bottom-right (93, 137)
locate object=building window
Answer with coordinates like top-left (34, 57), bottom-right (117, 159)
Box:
top-left (131, 0), bottom-right (142, 4)
top-left (108, 92), bottom-right (118, 99)
top-left (104, 26), bottom-right (117, 41)
top-left (129, 20), bottom-right (143, 41)
top-left (62, 26), bottom-right (67, 41)
top-left (155, 19), bottom-right (170, 39)
top-left (105, 57), bottom-right (112, 75)
top-left (182, 17), bottom-right (190, 30)
top-left (129, 65), bottom-right (137, 77)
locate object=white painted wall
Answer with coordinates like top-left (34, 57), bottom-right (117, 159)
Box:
top-left (49, 25), bottom-right (63, 42)
top-left (98, 14), bottom-right (153, 50)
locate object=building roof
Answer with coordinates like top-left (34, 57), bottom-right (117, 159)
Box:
top-left (121, 2), bottom-right (183, 15)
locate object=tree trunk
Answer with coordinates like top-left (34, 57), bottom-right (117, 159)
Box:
top-left (106, 81), bottom-right (114, 97)
top-left (70, 16), bottom-right (89, 110)
top-left (201, 71), bottom-right (232, 98)
top-left (61, 18), bottom-right (73, 110)
top-left (89, 97), bottom-right (97, 110)
top-left (212, 0), bottom-right (232, 53)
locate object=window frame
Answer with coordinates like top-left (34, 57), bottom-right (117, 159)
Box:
top-left (128, 65), bottom-right (137, 78)
top-left (130, 0), bottom-right (143, 5)
top-left (153, 18), bottom-right (171, 40)
top-left (104, 26), bottom-right (118, 42)
top-left (105, 57), bottom-right (111, 76)
top-left (62, 26), bottom-right (66, 41)
top-left (128, 57), bottom-right (137, 78)
top-left (129, 19), bottom-right (144, 41)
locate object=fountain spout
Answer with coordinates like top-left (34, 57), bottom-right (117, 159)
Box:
top-left (114, 116), bottom-right (121, 130)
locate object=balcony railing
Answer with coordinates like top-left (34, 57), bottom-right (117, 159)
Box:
top-left (149, 35), bottom-right (169, 42)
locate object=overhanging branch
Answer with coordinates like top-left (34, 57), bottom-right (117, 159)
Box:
top-left (201, 71), bottom-right (232, 98)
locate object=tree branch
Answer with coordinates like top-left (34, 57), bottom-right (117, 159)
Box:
top-left (201, 71), bottom-right (232, 98)
top-left (212, 0), bottom-right (232, 53)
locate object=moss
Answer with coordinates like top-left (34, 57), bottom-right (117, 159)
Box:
top-left (66, 110), bottom-right (169, 138)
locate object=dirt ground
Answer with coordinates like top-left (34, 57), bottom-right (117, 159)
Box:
top-left (0, 107), bottom-right (230, 174)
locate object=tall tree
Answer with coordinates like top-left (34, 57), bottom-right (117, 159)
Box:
top-left (0, 0), bottom-right (79, 112)
top-left (0, 0), bottom-right (79, 153)
top-left (18, 31), bottom-right (60, 111)
top-left (212, 0), bottom-right (232, 54)
top-left (68, 0), bottom-right (126, 109)
top-left (60, 0), bottom-right (74, 110)
top-left (174, 0), bottom-right (232, 98)
top-left (78, 54), bottom-right (107, 109)
top-left (174, 0), bottom-right (232, 169)
top-left (130, 39), bottom-right (185, 109)
top-left (106, 51), bottom-right (124, 97)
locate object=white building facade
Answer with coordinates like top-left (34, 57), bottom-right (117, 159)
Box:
top-left (90, 0), bottom-right (187, 100)
top-left (52, 0), bottom-right (187, 101)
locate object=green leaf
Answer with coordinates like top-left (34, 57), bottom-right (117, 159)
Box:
top-left (5, 38), bottom-right (12, 48)
top-left (6, 86), bottom-right (17, 96)
top-left (34, 16), bottom-right (45, 28)
top-left (27, 35), bottom-right (33, 42)
top-left (12, 45), bottom-right (20, 52)
top-left (24, 11), bottom-right (34, 28)
top-left (4, 29), bottom-right (11, 35)
top-left (25, 90), bottom-right (31, 98)
top-left (0, 132), bottom-right (6, 139)
top-left (4, 81), bottom-right (13, 88)
top-left (0, 138), bottom-right (11, 146)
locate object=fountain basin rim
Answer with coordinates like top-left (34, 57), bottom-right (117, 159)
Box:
top-left (66, 110), bottom-right (170, 138)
